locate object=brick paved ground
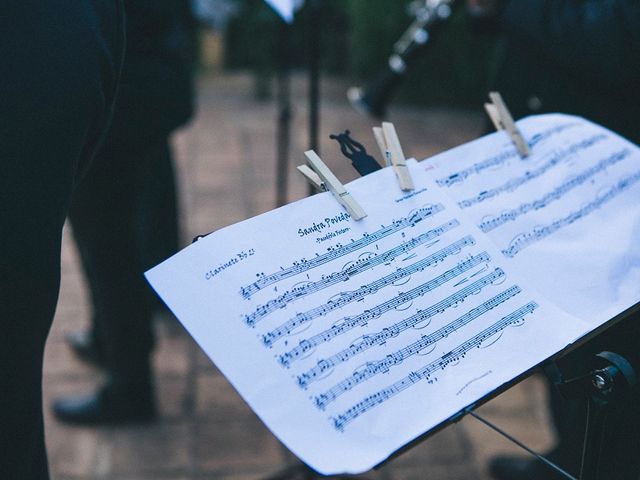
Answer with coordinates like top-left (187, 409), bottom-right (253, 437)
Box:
top-left (45, 72), bottom-right (557, 480)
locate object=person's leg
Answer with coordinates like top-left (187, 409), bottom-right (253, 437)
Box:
top-left (135, 137), bottom-right (181, 272)
top-left (135, 137), bottom-right (181, 315)
top-left (56, 130), bottom-right (186, 422)
top-left (64, 137), bottom-right (180, 367)
top-left (0, 1), bottom-right (123, 477)
top-left (56, 141), bottom-right (155, 423)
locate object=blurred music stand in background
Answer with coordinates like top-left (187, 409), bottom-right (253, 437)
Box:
top-left (268, 0), bottom-right (323, 206)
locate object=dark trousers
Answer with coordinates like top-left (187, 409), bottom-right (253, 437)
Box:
top-left (68, 136), bottom-right (179, 383)
top-left (0, 1), bottom-right (124, 478)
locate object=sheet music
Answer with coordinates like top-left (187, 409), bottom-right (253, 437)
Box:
top-left (146, 161), bottom-right (587, 474)
top-left (423, 114), bottom-right (640, 325)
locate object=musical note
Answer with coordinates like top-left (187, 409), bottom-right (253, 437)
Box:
top-left (261, 244), bottom-right (488, 347)
top-left (331, 302), bottom-right (539, 431)
top-left (265, 250), bottom-right (493, 350)
top-left (458, 135), bottom-right (608, 210)
top-left (302, 285), bottom-right (521, 397)
top-left (503, 169), bottom-right (640, 257)
top-left (435, 122), bottom-right (580, 188)
top-left (244, 221), bottom-right (462, 326)
top-left (278, 266), bottom-right (505, 366)
top-left (240, 204), bottom-right (445, 298)
top-left (479, 148), bottom-right (629, 232)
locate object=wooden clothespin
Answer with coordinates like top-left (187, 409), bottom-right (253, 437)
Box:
top-left (373, 122), bottom-right (415, 191)
top-left (297, 150), bottom-right (367, 220)
top-left (484, 91), bottom-right (530, 158)
top-left (372, 127), bottom-right (392, 167)
top-left (296, 164), bottom-right (324, 190)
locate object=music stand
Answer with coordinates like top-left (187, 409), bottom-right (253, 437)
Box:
top-left (547, 350), bottom-right (638, 480)
top-left (275, 19), bottom-right (292, 208)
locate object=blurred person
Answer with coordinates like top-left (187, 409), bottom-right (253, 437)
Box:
top-left (465, 1), bottom-right (640, 479)
top-left (0, 1), bottom-right (124, 478)
top-left (51, 0), bottom-right (196, 424)
top-left (468, 0), bottom-right (639, 144)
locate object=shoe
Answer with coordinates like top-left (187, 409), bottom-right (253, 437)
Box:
top-left (488, 453), bottom-right (575, 480)
top-left (66, 329), bottom-right (106, 367)
top-left (52, 382), bottom-right (156, 425)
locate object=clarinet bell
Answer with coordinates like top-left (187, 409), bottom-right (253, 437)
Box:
top-left (347, 67), bottom-right (404, 120)
top-left (347, 0), bottom-right (454, 119)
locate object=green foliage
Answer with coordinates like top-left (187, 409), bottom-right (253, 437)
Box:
top-left (224, 0), bottom-right (350, 72)
top-left (345, 0), bottom-right (410, 78)
top-left (223, 0), bottom-right (498, 107)
top-left (347, 0), bottom-right (498, 107)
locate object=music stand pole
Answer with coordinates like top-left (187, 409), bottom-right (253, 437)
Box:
top-left (307, 0), bottom-right (321, 197)
top-left (275, 20), bottom-right (292, 208)
top-left (265, 7), bottom-right (320, 477)
top-left (578, 352), bottom-right (637, 480)
top-left (550, 351), bottom-right (638, 480)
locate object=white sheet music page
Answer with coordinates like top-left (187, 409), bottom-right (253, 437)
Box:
top-left (146, 158), bottom-right (586, 474)
top-left (422, 114), bottom-right (640, 325)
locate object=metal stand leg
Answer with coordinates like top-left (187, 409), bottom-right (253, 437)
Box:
top-left (275, 22), bottom-right (292, 208)
top-left (307, 0), bottom-right (321, 197)
top-left (473, 351), bottom-right (637, 480)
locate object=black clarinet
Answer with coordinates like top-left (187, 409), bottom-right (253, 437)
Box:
top-left (348, 0), bottom-right (455, 119)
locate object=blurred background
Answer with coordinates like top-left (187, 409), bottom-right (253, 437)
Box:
top-left (45, 1), bottom-right (556, 478)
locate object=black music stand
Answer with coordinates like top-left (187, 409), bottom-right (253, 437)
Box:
top-left (275, 19), bottom-right (292, 208)
top-left (273, 0), bottom-right (323, 206)
top-left (306, 0), bottom-right (322, 197)
top-left (547, 351), bottom-right (638, 480)
top-left (465, 320), bottom-right (640, 480)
